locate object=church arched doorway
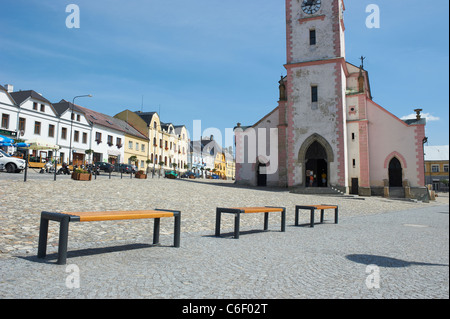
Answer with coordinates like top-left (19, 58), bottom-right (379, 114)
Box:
top-left (257, 162), bottom-right (267, 187)
top-left (388, 157), bottom-right (403, 187)
top-left (305, 141), bottom-right (328, 187)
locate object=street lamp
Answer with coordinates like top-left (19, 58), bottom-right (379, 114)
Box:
top-left (69, 94), bottom-right (92, 165)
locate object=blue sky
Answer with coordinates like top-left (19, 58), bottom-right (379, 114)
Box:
top-left (0, 0), bottom-right (448, 148)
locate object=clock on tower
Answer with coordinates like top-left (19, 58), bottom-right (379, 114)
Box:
top-left (301, 0), bottom-right (322, 15)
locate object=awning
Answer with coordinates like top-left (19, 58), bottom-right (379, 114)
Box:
top-left (25, 138), bottom-right (60, 150)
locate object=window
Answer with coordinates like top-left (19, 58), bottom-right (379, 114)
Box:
top-left (311, 86), bottom-right (318, 103)
top-left (444, 165), bottom-right (449, 173)
top-left (153, 122), bottom-right (157, 129)
top-left (107, 135), bottom-right (113, 146)
top-left (351, 133), bottom-right (355, 141)
top-left (19, 117), bottom-right (26, 134)
top-left (71, 113), bottom-right (75, 120)
top-left (116, 137), bottom-right (122, 147)
top-left (82, 132), bottom-right (88, 144)
top-left (136, 142), bottom-right (139, 151)
top-left (77, 114), bottom-right (80, 122)
top-left (431, 165), bottom-right (439, 173)
top-left (74, 130), bottom-right (79, 142)
top-left (40, 104), bottom-right (45, 112)
top-left (95, 132), bottom-right (102, 143)
top-left (48, 124), bottom-right (55, 138)
top-left (61, 127), bottom-right (67, 140)
top-left (34, 121), bottom-right (41, 135)
top-left (128, 141), bottom-right (133, 149)
top-left (1, 114), bottom-right (9, 129)
top-left (33, 102), bottom-right (38, 110)
top-left (141, 144), bottom-right (145, 152)
top-left (309, 29), bottom-right (316, 45)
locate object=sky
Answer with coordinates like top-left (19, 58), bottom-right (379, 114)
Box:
top-left (0, 0), bottom-right (448, 148)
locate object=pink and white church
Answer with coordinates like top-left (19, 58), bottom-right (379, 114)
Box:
top-left (235, 0), bottom-right (428, 199)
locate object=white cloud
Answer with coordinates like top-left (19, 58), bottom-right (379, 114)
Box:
top-left (401, 113), bottom-right (440, 121)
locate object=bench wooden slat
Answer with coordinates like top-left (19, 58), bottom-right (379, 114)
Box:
top-left (311, 205), bottom-right (337, 210)
top-left (231, 207), bottom-right (284, 214)
top-left (60, 210), bottom-right (174, 222)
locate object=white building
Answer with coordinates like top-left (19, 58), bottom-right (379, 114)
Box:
top-left (77, 105), bottom-right (125, 164)
top-left (53, 100), bottom-right (93, 165)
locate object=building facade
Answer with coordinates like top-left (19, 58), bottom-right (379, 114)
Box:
top-left (235, 0), bottom-right (427, 199)
top-left (115, 110), bottom-right (189, 174)
top-left (424, 145), bottom-right (449, 192)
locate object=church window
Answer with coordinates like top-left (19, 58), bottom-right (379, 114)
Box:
top-left (352, 159), bottom-right (356, 167)
top-left (309, 29), bottom-right (316, 45)
top-left (352, 133), bottom-right (355, 140)
top-left (311, 86), bottom-right (318, 103)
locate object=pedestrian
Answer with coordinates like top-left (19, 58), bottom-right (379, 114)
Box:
top-left (321, 171), bottom-right (327, 187)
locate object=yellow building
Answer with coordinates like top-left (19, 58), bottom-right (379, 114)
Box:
top-left (424, 145), bottom-right (449, 192)
top-left (115, 110), bottom-right (189, 174)
top-left (214, 152), bottom-right (226, 179)
top-left (110, 116), bottom-right (149, 170)
top-left (225, 154), bottom-right (236, 180)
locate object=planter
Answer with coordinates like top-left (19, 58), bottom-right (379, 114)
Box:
top-left (72, 172), bottom-right (92, 181)
top-left (135, 173), bottom-right (147, 179)
top-left (135, 171), bottom-right (147, 179)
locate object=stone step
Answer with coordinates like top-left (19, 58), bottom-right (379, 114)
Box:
top-left (289, 187), bottom-right (344, 195)
top-left (389, 187), bottom-right (405, 198)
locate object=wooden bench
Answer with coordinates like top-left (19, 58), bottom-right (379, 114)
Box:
top-left (215, 206), bottom-right (286, 239)
top-left (37, 209), bottom-right (181, 265)
top-left (295, 205), bottom-right (338, 228)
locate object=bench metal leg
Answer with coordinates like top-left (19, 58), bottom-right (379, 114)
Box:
top-left (335, 207), bottom-right (339, 224)
top-left (264, 212), bottom-right (269, 231)
top-left (215, 208), bottom-right (221, 237)
top-left (38, 213), bottom-right (71, 265)
top-left (37, 216), bottom-right (49, 259)
top-left (281, 208), bottom-right (286, 232)
top-left (295, 207), bottom-right (299, 226)
top-left (57, 216), bottom-right (70, 265)
top-left (320, 209), bottom-right (324, 223)
top-left (234, 212), bottom-right (240, 239)
top-left (310, 208), bottom-right (315, 228)
top-left (174, 213), bottom-right (181, 248)
top-left (153, 218), bottom-right (161, 245)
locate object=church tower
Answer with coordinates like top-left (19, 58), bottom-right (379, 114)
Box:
top-left (280, 0), bottom-right (349, 191)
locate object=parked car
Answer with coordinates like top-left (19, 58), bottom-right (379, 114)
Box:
top-left (95, 162), bottom-right (114, 173)
top-left (115, 164), bottom-right (133, 174)
top-left (165, 170), bottom-right (178, 179)
top-left (211, 174), bottom-right (220, 179)
top-left (181, 171), bottom-right (200, 179)
top-left (0, 150), bottom-right (26, 173)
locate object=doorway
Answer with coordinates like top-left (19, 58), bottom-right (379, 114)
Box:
top-left (305, 141), bottom-right (328, 187)
top-left (388, 157), bottom-right (403, 187)
top-left (257, 162), bottom-right (267, 187)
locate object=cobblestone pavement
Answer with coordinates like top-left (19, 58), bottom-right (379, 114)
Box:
top-left (0, 172), bottom-right (448, 299)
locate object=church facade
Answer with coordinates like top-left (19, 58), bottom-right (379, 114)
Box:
top-left (235, 0), bottom-right (427, 199)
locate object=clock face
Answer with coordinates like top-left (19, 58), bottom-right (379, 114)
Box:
top-left (302, 0), bottom-right (321, 15)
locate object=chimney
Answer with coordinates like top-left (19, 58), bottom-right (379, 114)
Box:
top-left (4, 84), bottom-right (13, 93)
